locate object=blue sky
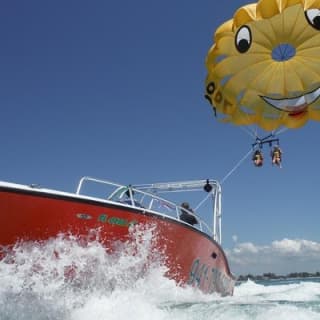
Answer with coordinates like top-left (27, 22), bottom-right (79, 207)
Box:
top-left (1, 0), bottom-right (320, 275)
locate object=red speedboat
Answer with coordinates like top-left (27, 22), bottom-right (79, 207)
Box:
top-left (0, 177), bottom-right (235, 295)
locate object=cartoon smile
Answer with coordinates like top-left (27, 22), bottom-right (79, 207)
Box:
top-left (260, 87), bottom-right (320, 116)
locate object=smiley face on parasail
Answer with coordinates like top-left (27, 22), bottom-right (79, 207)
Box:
top-left (205, 0), bottom-right (320, 131)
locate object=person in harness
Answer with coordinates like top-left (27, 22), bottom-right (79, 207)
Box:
top-left (252, 149), bottom-right (264, 167)
top-left (271, 146), bottom-right (282, 168)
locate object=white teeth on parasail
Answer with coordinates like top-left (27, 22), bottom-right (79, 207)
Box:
top-left (306, 87), bottom-right (320, 104)
top-left (261, 87), bottom-right (320, 111)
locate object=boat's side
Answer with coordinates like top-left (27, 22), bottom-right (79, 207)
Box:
top-left (0, 184), bottom-right (235, 295)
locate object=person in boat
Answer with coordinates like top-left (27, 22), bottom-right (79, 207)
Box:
top-left (252, 149), bottom-right (263, 167)
top-left (271, 146), bottom-right (282, 168)
top-left (179, 202), bottom-right (198, 226)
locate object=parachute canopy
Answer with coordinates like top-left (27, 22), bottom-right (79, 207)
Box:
top-left (205, 0), bottom-right (320, 131)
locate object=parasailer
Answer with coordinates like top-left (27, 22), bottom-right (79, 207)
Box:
top-left (271, 146), bottom-right (282, 168)
top-left (204, 0), bottom-right (320, 170)
top-left (251, 134), bottom-right (283, 167)
top-left (252, 149), bottom-right (263, 167)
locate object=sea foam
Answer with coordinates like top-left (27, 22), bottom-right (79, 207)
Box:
top-left (0, 230), bottom-right (319, 320)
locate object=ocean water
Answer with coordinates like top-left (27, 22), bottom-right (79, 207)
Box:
top-left (0, 233), bottom-right (320, 320)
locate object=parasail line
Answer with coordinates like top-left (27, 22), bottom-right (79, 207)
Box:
top-left (194, 192), bottom-right (211, 211)
top-left (274, 127), bottom-right (288, 136)
top-left (238, 125), bottom-right (257, 139)
top-left (220, 148), bottom-right (253, 185)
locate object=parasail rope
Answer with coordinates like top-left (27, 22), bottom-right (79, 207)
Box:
top-left (194, 192), bottom-right (211, 211)
top-left (238, 125), bottom-right (257, 139)
top-left (220, 148), bottom-right (253, 185)
top-left (274, 127), bottom-right (288, 136)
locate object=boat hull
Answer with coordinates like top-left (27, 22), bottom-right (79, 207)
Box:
top-left (0, 184), bottom-right (235, 295)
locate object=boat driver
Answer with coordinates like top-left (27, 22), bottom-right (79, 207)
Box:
top-left (179, 202), bottom-right (198, 226)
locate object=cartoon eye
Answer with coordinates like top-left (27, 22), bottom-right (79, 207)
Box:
top-left (235, 26), bottom-right (252, 53)
top-left (206, 82), bottom-right (215, 94)
top-left (305, 9), bottom-right (320, 30)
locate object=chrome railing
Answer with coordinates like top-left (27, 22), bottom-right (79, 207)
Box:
top-left (76, 176), bottom-right (222, 244)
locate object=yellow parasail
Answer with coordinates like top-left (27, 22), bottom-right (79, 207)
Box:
top-left (205, 0), bottom-right (320, 131)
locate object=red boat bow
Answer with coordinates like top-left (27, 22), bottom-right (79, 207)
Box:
top-left (0, 177), bottom-right (235, 295)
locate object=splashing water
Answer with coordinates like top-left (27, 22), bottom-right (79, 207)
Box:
top-left (0, 228), bottom-right (320, 320)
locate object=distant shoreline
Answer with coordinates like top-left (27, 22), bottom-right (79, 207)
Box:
top-left (237, 272), bottom-right (320, 281)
